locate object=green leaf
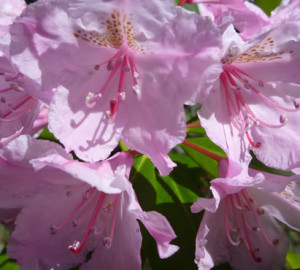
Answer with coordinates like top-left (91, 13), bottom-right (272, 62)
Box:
top-left (287, 252), bottom-right (300, 269)
top-left (130, 153), bottom-right (205, 270)
top-left (254, 0), bottom-right (281, 16)
top-left (181, 137), bottom-right (226, 178)
top-left (38, 126), bottom-right (59, 143)
top-left (0, 255), bottom-right (19, 270)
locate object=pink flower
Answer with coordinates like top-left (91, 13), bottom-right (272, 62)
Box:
top-left (0, 49), bottom-right (49, 147)
top-left (198, 22), bottom-right (300, 171)
top-left (10, 0), bottom-right (222, 175)
top-left (183, 0), bottom-right (270, 40)
top-left (191, 158), bottom-right (300, 270)
top-left (0, 135), bottom-right (178, 270)
top-left (271, 0), bottom-right (300, 24)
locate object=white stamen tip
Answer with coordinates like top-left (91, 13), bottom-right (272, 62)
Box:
top-left (133, 71), bottom-right (140, 79)
top-left (120, 92), bottom-right (126, 101)
top-left (85, 92), bottom-right (101, 108)
top-left (105, 110), bottom-right (112, 118)
top-left (132, 84), bottom-right (141, 99)
top-left (68, 240), bottom-right (80, 251)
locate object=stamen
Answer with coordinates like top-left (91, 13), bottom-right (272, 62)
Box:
top-left (69, 193), bottom-right (107, 254)
top-left (85, 92), bottom-right (102, 108)
top-left (132, 84), bottom-right (141, 99)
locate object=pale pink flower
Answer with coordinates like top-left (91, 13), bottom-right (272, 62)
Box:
top-left (182, 0), bottom-right (270, 40)
top-left (0, 135), bottom-right (178, 270)
top-left (191, 158), bottom-right (300, 270)
top-left (10, 0), bottom-right (222, 175)
top-left (198, 22), bottom-right (300, 171)
top-left (271, 0), bottom-right (300, 24)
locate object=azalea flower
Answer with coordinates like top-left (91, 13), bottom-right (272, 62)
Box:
top-left (191, 158), bottom-right (300, 270)
top-left (10, 0), bottom-right (222, 175)
top-left (198, 22), bottom-right (300, 171)
top-left (0, 135), bottom-right (178, 270)
top-left (179, 0), bottom-right (270, 40)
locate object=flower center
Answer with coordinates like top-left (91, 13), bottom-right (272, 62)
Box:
top-left (0, 72), bottom-right (36, 123)
top-left (84, 47), bottom-right (141, 118)
top-left (49, 187), bottom-right (119, 254)
top-left (73, 10), bottom-right (150, 118)
top-left (220, 64), bottom-right (299, 148)
top-left (224, 189), bottom-right (279, 263)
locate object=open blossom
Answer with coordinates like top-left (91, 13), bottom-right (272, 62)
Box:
top-left (10, 0), bottom-right (222, 175)
top-left (198, 22), bottom-right (300, 171)
top-left (0, 135), bottom-right (178, 270)
top-left (181, 0), bottom-right (270, 40)
top-left (191, 158), bottom-right (300, 270)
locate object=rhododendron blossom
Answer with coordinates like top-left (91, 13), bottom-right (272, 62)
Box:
top-left (198, 22), bottom-right (300, 170)
top-left (10, 0), bottom-right (221, 175)
top-left (191, 158), bottom-right (300, 270)
top-left (0, 135), bottom-right (178, 270)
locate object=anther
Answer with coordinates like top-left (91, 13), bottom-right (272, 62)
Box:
top-left (94, 65), bottom-right (100, 70)
top-left (132, 84), bottom-right (141, 99)
top-left (257, 207), bottom-right (265, 215)
top-left (72, 220), bottom-right (78, 227)
top-left (49, 225), bottom-right (58, 235)
top-left (123, 66), bottom-right (130, 72)
top-left (133, 71), bottom-right (140, 79)
top-left (85, 92), bottom-right (101, 108)
top-left (294, 98), bottom-right (300, 109)
top-left (66, 191), bottom-right (72, 197)
top-left (279, 114), bottom-right (287, 124)
top-left (0, 97), bottom-right (5, 103)
top-left (68, 240), bottom-right (80, 252)
top-left (120, 92), bottom-right (126, 101)
top-left (107, 61), bottom-right (114, 71)
top-left (258, 80), bottom-right (264, 87)
top-left (103, 237), bottom-right (112, 249)
top-left (272, 239), bottom-right (279, 246)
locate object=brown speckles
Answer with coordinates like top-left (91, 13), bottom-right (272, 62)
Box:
top-left (73, 10), bottom-right (150, 54)
top-left (222, 36), bottom-right (292, 65)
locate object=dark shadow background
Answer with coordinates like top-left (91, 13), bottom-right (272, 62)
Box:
top-left (25, 0), bottom-right (37, 4)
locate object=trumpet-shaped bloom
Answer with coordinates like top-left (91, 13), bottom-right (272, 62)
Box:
top-left (0, 135), bottom-right (178, 270)
top-left (199, 22), bottom-right (300, 171)
top-left (191, 158), bottom-right (300, 270)
top-left (10, 0), bottom-right (222, 175)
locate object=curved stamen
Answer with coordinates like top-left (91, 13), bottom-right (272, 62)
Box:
top-left (69, 193), bottom-right (107, 254)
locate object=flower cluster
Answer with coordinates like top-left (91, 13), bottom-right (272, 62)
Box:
top-left (1, 0), bottom-right (300, 269)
